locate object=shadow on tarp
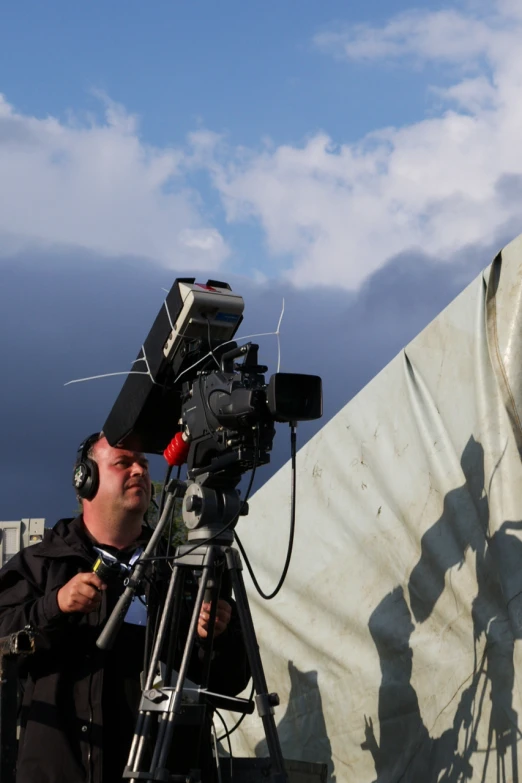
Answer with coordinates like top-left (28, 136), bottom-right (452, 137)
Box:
top-left (255, 660), bottom-right (336, 781)
top-left (362, 436), bottom-right (520, 782)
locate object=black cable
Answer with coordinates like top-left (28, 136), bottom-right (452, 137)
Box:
top-left (234, 424), bottom-right (297, 600)
top-left (216, 680), bottom-right (255, 742)
top-left (214, 707), bottom-right (234, 763)
top-left (140, 570), bottom-right (161, 599)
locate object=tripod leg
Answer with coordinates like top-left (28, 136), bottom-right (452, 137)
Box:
top-left (147, 569), bottom-right (189, 772)
top-left (145, 564), bottom-right (183, 691)
top-left (164, 569), bottom-right (187, 687)
top-left (128, 563), bottom-right (183, 777)
top-left (153, 546), bottom-right (216, 774)
top-left (227, 550), bottom-right (288, 783)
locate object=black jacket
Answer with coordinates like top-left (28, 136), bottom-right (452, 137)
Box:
top-left (0, 516), bottom-right (250, 783)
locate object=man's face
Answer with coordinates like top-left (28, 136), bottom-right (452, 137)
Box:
top-left (92, 437), bottom-right (151, 515)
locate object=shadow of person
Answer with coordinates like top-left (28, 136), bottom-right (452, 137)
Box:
top-left (407, 436), bottom-right (520, 781)
top-left (479, 519), bottom-right (522, 783)
top-left (362, 586), bottom-right (432, 782)
top-left (408, 437), bottom-right (489, 625)
top-left (255, 660), bottom-right (336, 781)
top-left (488, 519), bottom-right (522, 641)
top-left (364, 436), bottom-right (520, 782)
top-left (361, 435), bottom-right (520, 783)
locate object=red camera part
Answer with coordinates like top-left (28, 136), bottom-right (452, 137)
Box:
top-left (163, 432), bottom-right (190, 466)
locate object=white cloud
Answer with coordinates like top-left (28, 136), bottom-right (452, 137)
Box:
top-left (313, 7), bottom-right (502, 65)
top-left (198, 1), bottom-right (522, 288)
top-left (496, 0), bottom-right (522, 21)
top-left (430, 76), bottom-right (498, 113)
top-left (0, 93), bottom-right (229, 268)
top-left (3, 1), bottom-right (522, 292)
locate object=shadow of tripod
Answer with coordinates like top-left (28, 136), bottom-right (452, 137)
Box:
top-left (363, 437), bottom-right (520, 782)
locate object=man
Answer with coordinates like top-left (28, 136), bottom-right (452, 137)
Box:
top-left (0, 433), bottom-right (250, 783)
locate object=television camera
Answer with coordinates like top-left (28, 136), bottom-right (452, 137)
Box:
top-left (97, 278), bottom-right (322, 782)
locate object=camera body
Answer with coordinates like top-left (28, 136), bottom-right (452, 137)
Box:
top-left (181, 343), bottom-right (275, 485)
top-left (103, 278), bottom-right (322, 481)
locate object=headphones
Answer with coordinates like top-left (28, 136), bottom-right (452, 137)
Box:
top-left (72, 432), bottom-right (101, 501)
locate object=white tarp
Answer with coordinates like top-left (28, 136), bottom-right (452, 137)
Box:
top-left (227, 233), bottom-right (522, 782)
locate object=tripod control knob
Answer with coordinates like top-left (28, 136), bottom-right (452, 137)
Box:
top-left (185, 495), bottom-right (203, 513)
top-left (145, 689), bottom-right (168, 703)
top-left (255, 691), bottom-right (280, 716)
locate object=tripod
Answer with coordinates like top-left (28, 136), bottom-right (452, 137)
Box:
top-left (97, 479), bottom-right (288, 783)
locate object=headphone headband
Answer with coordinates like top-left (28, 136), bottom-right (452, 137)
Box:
top-left (76, 432), bottom-right (101, 465)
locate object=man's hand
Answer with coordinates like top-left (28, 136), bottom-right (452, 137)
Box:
top-left (197, 599), bottom-right (232, 639)
top-left (57, 573), bottom-right (107, 614)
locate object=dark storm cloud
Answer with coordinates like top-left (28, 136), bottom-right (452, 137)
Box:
top-left (0, 237), bottom-right (501, 524)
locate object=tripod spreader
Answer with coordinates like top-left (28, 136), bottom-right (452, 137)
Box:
top-left (139, 687), bottom-right (255, 716)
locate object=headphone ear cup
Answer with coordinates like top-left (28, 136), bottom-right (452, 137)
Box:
top-left (73, 457), bottom-right (99, 501)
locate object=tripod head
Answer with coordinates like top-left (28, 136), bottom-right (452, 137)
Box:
top-left (179, 477), bottom-right (249, 546)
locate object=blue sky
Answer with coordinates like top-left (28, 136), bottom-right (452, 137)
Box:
top-left (1, 0), bottom-right (440, 147)
top-left (5, 0), bottom-right (516, 285)
top-left (2, 0), bottom-right (522, 520)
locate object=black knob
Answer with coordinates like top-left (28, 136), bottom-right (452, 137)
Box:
top-left (186, 495), bottom-right (203, 513)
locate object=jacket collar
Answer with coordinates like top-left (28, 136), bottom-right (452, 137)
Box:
top-left (34, 515), bottom-right (151, 562)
